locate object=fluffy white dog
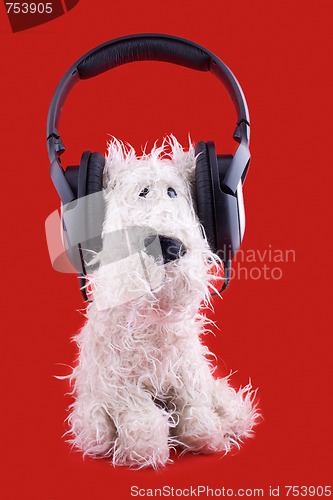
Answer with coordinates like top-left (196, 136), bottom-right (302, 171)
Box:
top-left (66, 136), bottom-right (258, 468)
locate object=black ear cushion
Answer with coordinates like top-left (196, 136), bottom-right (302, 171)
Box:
top-left (85, 152), bottom-right (106, 263)
top-left (86, 152), bottom-right (105, 196)
top-left (195, 141), bottom-right (217, 252)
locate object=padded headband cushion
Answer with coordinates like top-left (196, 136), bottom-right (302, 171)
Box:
top-left (77, 37), bottom-right (210, 80)
top-left (195, 142), bottom-right (217, 253)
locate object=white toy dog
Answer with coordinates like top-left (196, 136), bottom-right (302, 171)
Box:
top-left (66, 135), bottom-right (258, 468)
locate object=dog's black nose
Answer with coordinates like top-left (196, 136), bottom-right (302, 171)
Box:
top-left (144, 235), bottom-right (186, 264)
top-left (159, 236), bottom-right (186, 264)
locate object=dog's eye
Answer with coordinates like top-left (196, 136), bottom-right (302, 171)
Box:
top-left (139, 187), bottom-right (149, 198)
top-left (167, 187), bottom-right (177, 198)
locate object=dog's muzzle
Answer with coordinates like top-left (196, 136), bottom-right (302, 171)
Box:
top-left (144, 235), bottom-right (186, 265)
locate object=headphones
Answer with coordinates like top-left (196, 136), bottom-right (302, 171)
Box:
top-left (47, 33), bottom-right (251, 300)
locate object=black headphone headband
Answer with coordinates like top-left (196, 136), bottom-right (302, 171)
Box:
top-left (47, 33), bottom-right (250, 205)
top-left (47, 34), bottom-right (249, 157)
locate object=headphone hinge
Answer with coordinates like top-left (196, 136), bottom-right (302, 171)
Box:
top-left (47, 133), bottom-right (66, 158)
top-left (233, 120), bottom-right (250, 144)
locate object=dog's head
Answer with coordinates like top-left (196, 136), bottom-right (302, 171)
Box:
top-left (89, 136), bottom-right (221, 321)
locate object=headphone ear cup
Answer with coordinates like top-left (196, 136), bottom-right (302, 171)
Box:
top-left (63, 151), bottom-right (105, 275)
top-left (84, 152), bottom-right (106, 269)
top-left (195, 141), bottom-right (217, 253)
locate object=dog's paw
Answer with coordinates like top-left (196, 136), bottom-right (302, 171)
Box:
top-left (113, 408), bottom-right (171, 468)
top-left (176, 380), bottom-right (259, 455)
top-left (211, 379), bottom-right (259, 442)
top-left (176, 405), bottom-right (233, 453)
top-left (67, 403), bottom-right (116, 458)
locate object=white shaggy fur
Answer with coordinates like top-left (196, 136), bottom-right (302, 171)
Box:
top-left (66, 136), bottom-right (259, 468)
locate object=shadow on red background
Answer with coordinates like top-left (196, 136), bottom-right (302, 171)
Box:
top-left (0, 0), bottom-right (332, 499)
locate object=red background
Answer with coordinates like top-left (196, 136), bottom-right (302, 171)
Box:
top-left (1, 1), bottom-right (332, 498)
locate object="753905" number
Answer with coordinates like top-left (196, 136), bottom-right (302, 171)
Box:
top-left (6, 3), bottom-right (53, 14)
